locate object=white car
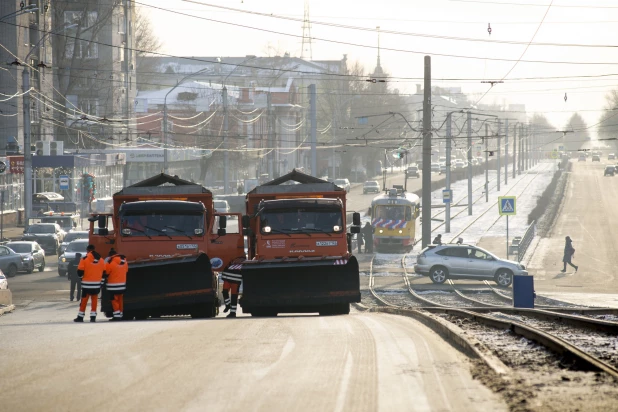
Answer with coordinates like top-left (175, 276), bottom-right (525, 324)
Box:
top-left (213, 199), bottom-right (230, 213)
top-left (334, 178), bottom-right (351, 193)
top-left (0, 272), bottom-right (7, 289)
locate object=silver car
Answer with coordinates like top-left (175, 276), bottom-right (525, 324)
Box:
top-left (6, 241), bottom-right (46, 273)
top-left (58, 239), bottom-right (89, 277)
top-left (414, 244), bottom-right (528, 287)
top-left (0, 245), bottom-right (26, 278)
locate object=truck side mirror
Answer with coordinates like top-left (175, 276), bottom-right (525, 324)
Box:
top-left (218, 215), bottom-right (227, 229)
top-left (242, 215), bottom-right (250, 228)
top-left (217, 228), bottom-right (227, 236)
top-left (351, 226), bottom-right (360, 234)
top-left (352, 212), bottom-right (361, 226)
top-left (98, 215), bottom-right (106, 229)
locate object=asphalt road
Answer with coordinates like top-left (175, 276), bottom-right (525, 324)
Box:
top-left (528, 159), bottom-right (618, 294)
top-left (0, 302), bottom-right (506, 411)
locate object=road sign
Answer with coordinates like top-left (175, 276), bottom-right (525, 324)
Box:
top-left (559, 145), bottom-right (564, 151)
top-left (551, 151), bottom-right (559, 159)
top-left (498, 196), bottom-right (516, 216)
top-left (442, 189), bottom-right (452, 203)
top-left (59, 175), bottom-right (69, 190)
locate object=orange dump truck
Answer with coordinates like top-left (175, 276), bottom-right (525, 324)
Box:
top-left (88, 173), bottom-right (245, 319)
top-left (233, 169), bottom-right (361, 316)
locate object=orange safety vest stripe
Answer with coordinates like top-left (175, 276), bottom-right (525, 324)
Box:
top-left (78, 252), bottom-right (105, 282)
top-left (105, 255), bottom-right (128, 284)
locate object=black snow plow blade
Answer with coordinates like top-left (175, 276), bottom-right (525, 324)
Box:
top-left (102, 253), bottom-right (218, 319)
top-left (240, 257), bottom-right (360, 315)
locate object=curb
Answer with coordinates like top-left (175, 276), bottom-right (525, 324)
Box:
top-left (0, 304), bottom-right (15, 316)
top-left (369, 307), bottom-right (510, 376)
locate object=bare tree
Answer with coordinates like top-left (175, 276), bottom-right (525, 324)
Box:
top-left (134, 7), bottom-right (163, 91)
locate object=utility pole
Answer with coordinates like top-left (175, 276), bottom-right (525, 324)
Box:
top-left (445, 112), bottom-right (452, 233)
top-left (497, 119), bottom-right (501, 192)
top-left (467, 111), bottom-right (473, 216)
top-left (519, 123), bottom-right (523, 175)
top-left (504, 119), bottom-right (508, 186)
top-left (332, 105), bottom-right (336, 178)
top-left (267, 92), bottom-right (274, 179)
top-left (421, 56), bottom-right (432, 248)
top-left (223, 86), bottom-right (229, 194)
top-left (23, 67), bottom-right (32, 229)
top-left (123, 0), bottom-right (132, 144)
top-left (513, 123), bottom-right (517, 179)
top-left (309, 84), bottom-right (317, 177)
top-left (485, 123), bottom-right (489, 202)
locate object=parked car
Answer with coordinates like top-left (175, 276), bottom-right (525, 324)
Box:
top-left (604, 165), bottom-right (615, 176)
top-left (22, 223), bottom-right (64, 255)
top-left (58, 239), bottom-right (89, 277)
top-left (0, 272), bottom-right (6, 289)
top-left (0, 245), bottom-right (26, 278)
top-left (609, 153), bottom-right (615, 160)
top-left (578, 153), bottom-right (586, 162)
top-left (363, 181), bottom-right (380, 194)
top-left (414, 244), bottom-right (528, 287)
top-left (59, 231), bottom-right (89, 254)
top-left (6, 241), bottom-right (46, 273)
top-left (470, 158), bottom-right (479, 166)
top-left (438, 163), bottom-right (447, 174)
top-left (592, 155), bottom-right (601, 162)
top-left (213, 199), bottom-right (231, 213)
top-left (334, 178), bottom-right (351, 193)
top-left (406, 165), bottom-right (420, 178)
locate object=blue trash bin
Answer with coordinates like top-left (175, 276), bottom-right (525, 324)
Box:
top-left (513, 275), bottom-right (534, 308)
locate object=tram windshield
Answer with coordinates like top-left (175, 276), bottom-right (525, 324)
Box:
top-left (374, 205), bottom-right (412, 221)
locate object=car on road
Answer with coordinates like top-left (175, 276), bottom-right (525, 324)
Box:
top-left (57, 239), bottom-right (89, 277)
top-left (604, 165), bottom-right (615, 176)
top-left (363, 180), bottom-right (380, 194)
top-left (334, 178), bottom-right (351, 193)
top-left (6, 241), bottom-right (46, 273)
top-left (22, 223), bottom-right (64, 255)
top-left (414, 244), bottom-right (528, 287)
top-left (470, 158), bottom-right (479, 166)
top-left (578, 153), bottom-right (586, 162)
top-left (59, 231), bottom-right (89, 254)
top-left (592, 154), bottom-right (601, 162)
top-left (431, 162), bottom-right (440, 173)
top-left (213, 199), bottom-right (231, 213)
top-left (609, 153), bottom-right (616, 160)
top-left (453, 159), bottom-right (466, 169)
top-left (0, 272), bottom-right (6, 289)
top-left (438, 163), bottom-right (446, 174)
top-left (406, 165), bottom-right (420, 178)
top-left (0, 245), bottom-right (27, 278)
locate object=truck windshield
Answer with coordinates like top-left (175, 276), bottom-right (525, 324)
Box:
top-left (120, 212), bottom-right (204, 237)
top-left (261, 209), bottom-right (343, 233)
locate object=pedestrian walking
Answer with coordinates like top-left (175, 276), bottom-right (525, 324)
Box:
top-left (103, 253), bottom-right (128, 321)
top-left (357, 232), bottom-right (364, 254)
top-left (220, 260), bottom-right (242, 318)
top-left (74, 245), bottom-right (105, 323)
top-left (362, 222), bottom-right (374, 254)
top-left (561, 236), bottom-right (578, 273)
top-left (68, 252), bottom-right (82, 302)
top-left (433, 234), bottom-right (443, 246)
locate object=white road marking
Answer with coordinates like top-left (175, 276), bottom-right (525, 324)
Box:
top-left (333, 351), bottom-right (354, 412)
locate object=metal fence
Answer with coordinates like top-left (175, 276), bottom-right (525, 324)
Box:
top-left (517, 220), bottom-right (536, 262)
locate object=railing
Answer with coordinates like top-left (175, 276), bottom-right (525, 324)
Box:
top-left (516, 220), bottom-right (536, 262)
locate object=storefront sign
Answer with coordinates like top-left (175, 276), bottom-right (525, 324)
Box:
top-left (7, 156), bottom-right (24, 174)
top-left (126, 149), bottom-right (165, 163)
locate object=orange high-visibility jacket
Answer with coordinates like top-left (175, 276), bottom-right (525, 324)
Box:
top-left (104, 255), bottom-right (128, 292)
top-left (77, 251), bottom-right (105, 291)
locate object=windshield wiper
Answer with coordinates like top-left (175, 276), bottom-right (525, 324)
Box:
top-left (144, 225), bottom-right (172, 239)
top-left (266, 228), bottom-right (292, 237)
top-left (125, 226), bottom-right (152, 239)
top-left (299, 228), bottom-right (333, 237)
top-left (164, 225), bottom-right (193, 239)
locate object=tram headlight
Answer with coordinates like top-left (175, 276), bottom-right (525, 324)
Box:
top-left (398, 229), bottom-right (403, 234)
top-left (379, 229), bottom-right (383, 234)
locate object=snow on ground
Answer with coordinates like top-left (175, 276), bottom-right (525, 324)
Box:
top-left (416, 161), bottom-right (556, 246)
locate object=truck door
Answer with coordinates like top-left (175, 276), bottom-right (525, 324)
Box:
top-left (208, 213), bottom-right (245, 272)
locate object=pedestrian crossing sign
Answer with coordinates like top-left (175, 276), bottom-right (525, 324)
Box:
top-left (498, 196), bottom-right (516, 216)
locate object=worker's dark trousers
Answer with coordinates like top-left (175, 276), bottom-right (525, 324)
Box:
top-left (70, 279), bottom-right (82, 300)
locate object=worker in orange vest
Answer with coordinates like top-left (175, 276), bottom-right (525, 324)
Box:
top-left (74, 245), bottom-right (105, 323)
top-left (220, 263), bottom-right (242, 318)
top-left (103, 253), bottom-right (128, 321)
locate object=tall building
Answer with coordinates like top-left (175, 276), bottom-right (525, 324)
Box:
top-left (0, 0), bottom-right (54, 153)
top-left (51, 0), bottom-right (136, 148)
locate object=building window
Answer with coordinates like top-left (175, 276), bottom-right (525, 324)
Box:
top-left (64, 11), bottom-right (99, 59)
top-left (79, 99), bottom-right (99, 116)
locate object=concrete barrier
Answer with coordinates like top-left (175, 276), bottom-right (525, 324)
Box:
top-left (0, 289), bottom-right (12, 305)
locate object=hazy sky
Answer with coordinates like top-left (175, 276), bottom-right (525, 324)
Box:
top-left (144, 0), bottom-right (618, 139)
